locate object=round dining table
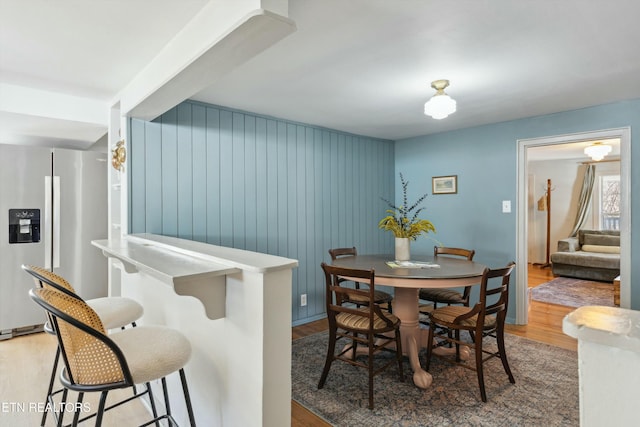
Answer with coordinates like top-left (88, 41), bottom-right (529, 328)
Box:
top-left (330, 253), bottom-right (486, 389)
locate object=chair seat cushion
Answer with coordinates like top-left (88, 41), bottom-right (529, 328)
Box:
top-left (336, 308), bottom-right (399, 331)
top-left (87, 297), bottom-right (144, 330)
top-left (348, 289), bottom-right (393, 304)
top-left (430, 305), bottom-right (496, 329)
top-left (419, 288), bottom-right (464, 304)
top-left (110, 326), bottom-right (191, 384)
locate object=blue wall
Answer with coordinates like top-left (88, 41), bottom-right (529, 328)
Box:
top-left (128, 101), bottom-right (395, 323)
top-left (396, 99), bottom-right (640, 314)
top-left (129, 98), bottom-right (639, 325)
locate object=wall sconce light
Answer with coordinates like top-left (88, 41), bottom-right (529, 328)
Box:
top-left (424, 79), bottom-right (457, 120)
top-left (584, 141), bottom-right (612, 161)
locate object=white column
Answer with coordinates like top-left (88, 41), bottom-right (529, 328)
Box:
top-left (563, 306), bottom-right (640, 426)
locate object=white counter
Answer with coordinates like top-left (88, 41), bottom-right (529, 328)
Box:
top-left (92, 234), bottom-right (298, 427)
top-left (563, 306), bottom-right (640, 427)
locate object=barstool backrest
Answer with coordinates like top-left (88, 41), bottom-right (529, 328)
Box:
top-left (29, 287), bottom-right (132, 387)
top-left (22, 265), bottom-right (83, 301)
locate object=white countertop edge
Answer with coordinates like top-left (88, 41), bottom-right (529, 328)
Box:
top-left (125, 233), bottom-right (298, 274)
top-left (92, 238), bottom-right (239, 284)
top-left (562, 305), bottom-right (640, 354)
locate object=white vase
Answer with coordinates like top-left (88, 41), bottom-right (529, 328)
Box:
top-left (395, 237), bottom-right (411, 261)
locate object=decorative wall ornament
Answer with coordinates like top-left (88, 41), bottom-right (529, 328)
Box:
top-left (111, 140), bottom-right (126, 172)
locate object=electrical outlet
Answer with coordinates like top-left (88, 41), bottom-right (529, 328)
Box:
top-left (301, 294), bottom-right (307, 306)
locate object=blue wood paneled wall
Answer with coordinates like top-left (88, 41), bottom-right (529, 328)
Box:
top-left (129, 101), bottom-right (395, 323)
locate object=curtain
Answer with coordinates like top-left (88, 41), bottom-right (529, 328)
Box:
top-left (569, 164), bottom-right (596, 237)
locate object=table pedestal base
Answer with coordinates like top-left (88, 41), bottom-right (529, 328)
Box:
top-left (395, 288), bottom-right (470, 388)
top-left (342, 327), bottom-right (470, 389)
top-left (342, 288), bottom-right (470, 390)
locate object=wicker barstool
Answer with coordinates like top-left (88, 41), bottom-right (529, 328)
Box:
top-left (22, 265), bottom-right (143, 426)
top-left (29, 287), bottom-right (196, 426)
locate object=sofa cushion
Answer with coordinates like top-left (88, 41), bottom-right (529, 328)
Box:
top-left (581, 244), bottom-right (620, 254)
top-left (550, 251), bottom-right (620, 269)
top-left (578, 229), bottom-right (620, 245)
top-left (583, 233), bottom-right (620, 246)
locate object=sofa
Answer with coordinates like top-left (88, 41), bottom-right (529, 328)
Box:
top-left (550, 229), bottom-right (620, 282)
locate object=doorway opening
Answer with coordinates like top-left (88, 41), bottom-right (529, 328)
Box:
top-left (515, 128), bottom-right (631, 324)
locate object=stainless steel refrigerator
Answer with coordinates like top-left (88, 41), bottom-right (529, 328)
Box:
top-left (0, 144), bottom-right (108, 339)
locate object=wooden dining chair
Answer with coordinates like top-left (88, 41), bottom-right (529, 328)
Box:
top-left (419, 246), bottom-right (475, 322)
top-left (328, 247), bottom-right (393, 313)
top-left (424, 262), bottom-right (516, 402)
top-left (318, 263), bottom-right (404, 409)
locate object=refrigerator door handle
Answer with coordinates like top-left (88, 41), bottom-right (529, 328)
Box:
top-left (44, 176), bottom-right (52, 269)
top-left (53, 176), bottom-right (61, 269)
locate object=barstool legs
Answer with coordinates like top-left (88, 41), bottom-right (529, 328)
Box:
top-left (145, 381), bottom-right (160, 427)
top-left (56, 388), bottom-right (68, 427)
top-left (41, 346), bottom-right (60, 426)
top-left (95, 391), bottom-right (108, 427)
top-left (179, 369), bottom-right (197, 427)
top-left (72, 392), bottom-right (84, 425)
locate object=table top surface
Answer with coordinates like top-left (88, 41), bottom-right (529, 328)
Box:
top-left (329, 254), bottom-right (486, 280)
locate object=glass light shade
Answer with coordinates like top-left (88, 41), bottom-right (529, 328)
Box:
top-left (424, 94), bottom-right (457, 120)
top-left (584, 143), bottom-right (612, 161)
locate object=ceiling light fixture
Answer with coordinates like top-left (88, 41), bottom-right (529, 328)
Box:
top-left (584, 141), bottom-right (612, 161)
top-left (424, 79), bottom-right (456, 120)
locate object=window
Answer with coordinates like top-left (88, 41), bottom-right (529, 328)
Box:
top-left (598, 174), bottom-right (620, 230)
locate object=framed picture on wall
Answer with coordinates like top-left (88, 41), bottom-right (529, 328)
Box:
top-left (432, 175), bottom-right (457, 194)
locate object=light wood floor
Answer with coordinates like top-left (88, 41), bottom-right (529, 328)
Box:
top-left (0, 265), bottom-right (574, 426)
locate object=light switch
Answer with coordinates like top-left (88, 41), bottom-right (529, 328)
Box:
top-left (502, 200), bottom-right (511, 213)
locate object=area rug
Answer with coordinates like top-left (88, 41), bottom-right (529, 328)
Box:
top-left (292, 332), bottom-right (579, 426)
top-left (531, 276), bottom-right (614, 308)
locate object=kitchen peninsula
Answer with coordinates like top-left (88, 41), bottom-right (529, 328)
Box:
top-left (92, 234), bottom-right (298, 427)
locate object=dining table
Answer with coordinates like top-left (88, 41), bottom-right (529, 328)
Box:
top-left (329, 253), bottom-right (486, 389)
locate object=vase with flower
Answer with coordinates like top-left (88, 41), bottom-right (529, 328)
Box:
top-left (378, 173), bottom-right (436, 261)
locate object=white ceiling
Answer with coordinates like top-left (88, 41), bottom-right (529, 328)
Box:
top-left (2, 0), bottom-right (640, 147)
top-left (0, 0), bottom-right (208, 99)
